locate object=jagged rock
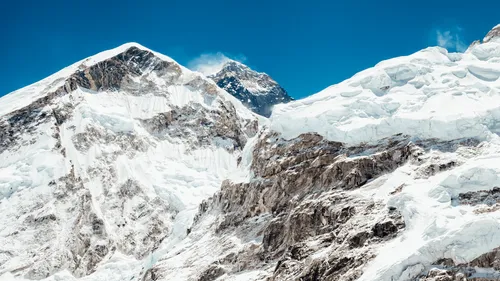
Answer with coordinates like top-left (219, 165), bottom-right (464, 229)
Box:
top-left (70, 46), bottom-right (182, 92)
top-left (140, 101), bottom-right (248, 151)
top-left (349, 231), bottom-right (371, 248)
top-left (418, 248), bottom-right (500, 280)
top-left (154, 132), bottom-right (482, 281)
top-left (183, 132), bottom-right (415, 280)
top-left (197, 265), bottom-right (226, 281)
top-left (458, 187), bottom-right (500, 206)
top-left (372, 221), bottom-right (398, 238)
top-left (209, 61), bottom-right (293, 117)
top-left (6, 28), bottom-right (500, 281)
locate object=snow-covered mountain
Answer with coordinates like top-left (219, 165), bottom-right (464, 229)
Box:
top-left (208, 61), bottom-right (293, 117)
top-left (0, 43), bottom-right (260, 280)
top-left (3, 23), bottom-right (500, 281)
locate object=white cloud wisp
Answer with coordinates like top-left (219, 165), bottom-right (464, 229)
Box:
top-left (436, 28), bottom-right (467, 52)
top-left (188, 52), bottom-right (246, 76)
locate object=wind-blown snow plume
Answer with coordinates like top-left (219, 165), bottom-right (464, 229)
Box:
top-left (188, 52), bottom-right (246, 76)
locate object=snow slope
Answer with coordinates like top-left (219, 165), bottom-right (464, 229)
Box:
top-left (271, 43), bottom-right (500, 145)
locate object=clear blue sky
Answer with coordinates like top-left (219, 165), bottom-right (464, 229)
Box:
top-left (2, 0), bottom-right (499, 99)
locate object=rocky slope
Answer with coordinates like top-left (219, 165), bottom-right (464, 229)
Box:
top-left (209, 61), bottom-right (293, 117)
top-left (3, 24), bottom-right (500, 281)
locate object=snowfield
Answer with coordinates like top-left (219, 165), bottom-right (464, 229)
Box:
top-left (271, 43), bottom-right (500, 145)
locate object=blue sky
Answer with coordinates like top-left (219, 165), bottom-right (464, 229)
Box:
top-left (2, 0), bottom-right (499, 99)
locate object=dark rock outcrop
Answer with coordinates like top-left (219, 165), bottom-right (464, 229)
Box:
top-left (209, 61), bottom-right (293, 117)
top-left (140, 101), bottom-right (251, 151)
top-left (458, 187), bottom-right (500, 206)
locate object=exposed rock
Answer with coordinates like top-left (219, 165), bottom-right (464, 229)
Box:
top-left (154, 132), bottom-right (483, 281)
top-left (209, 61), bottom-right (293, 117)
top-left (70, 46), bottom-right (182, 92)
top-left (420, 161), bottom-right (457, 178)
top-left (372, 221), bottom-right (398, 238)
top-left (72, 126), bottom-right (149, 153)
top-left (140, 101), bottom-right (248, 151)
top-left (484, 24), bottom-right (500, 43)
top-left (457, 187), bottom-right (500, 206)
top-left (197, 265), bottom-right (226, 281)
top-left (390, 184), bottom-right (405, 195)
top-left (184, 132), bottom-right (418, 280)
top-left (349, 231), bottom-right (371, 248)
top-left (418, 248), bottom-right (500, 280)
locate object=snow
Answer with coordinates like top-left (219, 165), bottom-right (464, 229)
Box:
top-left (0, 62), bottom-right (80, 117)
top-left (484, 24), bottom-right (500, 43)
top-left (271, 46), bottom-right (500, 145)
top-left (240, 79), bottom-right (271, 95)
top-left (55, 73), bottom-right (247, 227)
top-left (470, 42), bottom-right (500, 61)
top-left (0, 120), bottom-right (66, 200)
top-left (0, 43), bottom-right (159, 117)
top-left (348, 136), bottom-right (500, 280)
top-left (0, 42), bottom-right (255, 122)
top-left (211, 60), bottom-right (280, 96)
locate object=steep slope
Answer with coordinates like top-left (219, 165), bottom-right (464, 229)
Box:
top-left (0, 43), bottom-right (260, 280)
top-left (145, 24), bottom-right (500, 281)
top-left (208, 61), bottom-right (293, 117)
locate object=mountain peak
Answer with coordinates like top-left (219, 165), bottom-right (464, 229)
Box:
top-left (220, 59), bottom-right (250, 70)
top-left (0, 43), bottom-right (178, 116)
top-left (483, 23), bottom-right (500, 43)
top-left (208, 60), bottom-right (293, 117)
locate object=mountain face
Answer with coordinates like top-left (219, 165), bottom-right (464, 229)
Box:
top-left (208, 61), bottom-right (293, 117)
top-left (3, 24), bottom-right (500, 281)
top-left (0, 43), bottom-right (260, 281)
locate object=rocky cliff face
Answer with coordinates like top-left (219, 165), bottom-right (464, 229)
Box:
top-left (209, 61), bottom-right (293, 117)
top-left (145, 132), bottom-right (482, 281)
